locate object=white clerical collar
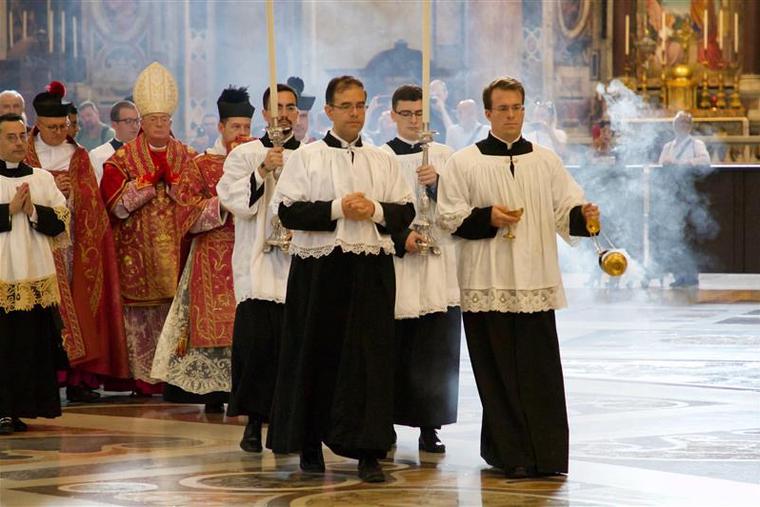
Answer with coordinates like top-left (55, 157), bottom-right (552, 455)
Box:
top-left (35, 136), bottom-right (66, 151)
top-left (491, 131), bottom-right (521, 149)
top-left (149, 143), bottom-right (168, 152)
top-left (397, 135), bottom-right (419, 146)
top-left (207, 136), bottom-right (227, 156)
top-left (2, 160), bottom-right (19, 168)
top-left (329, 129), bottom-right (361, 148)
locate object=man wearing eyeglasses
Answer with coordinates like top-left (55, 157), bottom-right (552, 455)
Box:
top-left (438, 77), bottom-right (601, 479)
top-left (101, 62), bottom-right (224, 397)
top-left (89, 101), bottom-right (140, 184)
top-left (379, 84), bottom-right (461, 455)
top-left (217, 84), bottom-right (299, 452)
top-left (25, 81), bottom-right (129, 404)
top-left (268, 76), bottom-right (414, 483)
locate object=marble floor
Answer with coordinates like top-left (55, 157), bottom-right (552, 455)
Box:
top-left (2, 287), bottom-right (759, 506)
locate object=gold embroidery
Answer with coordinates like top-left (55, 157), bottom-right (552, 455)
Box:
top-left (0, 275), bottom-right (60, 312)
top-left (48, 205), bottom-right (72, 251)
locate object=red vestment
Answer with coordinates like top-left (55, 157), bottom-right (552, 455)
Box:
top-left (24, 132), bottom-right (129, 379)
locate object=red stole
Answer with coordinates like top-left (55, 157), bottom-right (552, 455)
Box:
top-left (25, 134), bottom-right (130, 378)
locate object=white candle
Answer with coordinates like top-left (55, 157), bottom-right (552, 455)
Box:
top-left (422, 0), bottom-right (431, 124)
top-left (661, 11), bottom-right (666, 55)
top-left (625, 15), bottom-right (630, 56)
top-left (703, 10), bottom-right (708, 50)
top-left (265, 0), bottom-right (278, 117)
top-left (718, 9), bottom-right (723, 50)
top-left (22, 11), bottom-right (27, 40)
top-left (734, 12), bottom-right (739, 56)
top-left (60, 11), bottom-right (65, 53)
top-left (73, 16), bottom-right (78, 60)
top-left (48, 10), bottom-right (53, 53)
top-left (9, 11), bottom-right (13, 49)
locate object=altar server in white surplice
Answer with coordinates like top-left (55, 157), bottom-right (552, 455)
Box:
top-left (380, 84), bottom-right (461, 455)
top-left (437, 77), bottom-right (600, 479)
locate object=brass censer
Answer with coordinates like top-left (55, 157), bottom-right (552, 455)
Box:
top-left (586, 217), bottom-right (627, 277)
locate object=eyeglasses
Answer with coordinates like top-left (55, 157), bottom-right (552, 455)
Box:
top-left (115, 118), bottom-right (141, 126)
top-left (39, 122), bottom-right (70, 132)
top-left (489, 105), bottom-right (525, 113)
top-left (395, 110), bottom-right (423, 118)
top-left (330, 102), bottom-right (367, 112)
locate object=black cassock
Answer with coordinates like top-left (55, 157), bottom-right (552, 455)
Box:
top-left (0, 163), bottom-right (69, 419)
top-left (445, 136), bottom-right (592, 475)
top-left (267, 198), bottom-right (414, 459)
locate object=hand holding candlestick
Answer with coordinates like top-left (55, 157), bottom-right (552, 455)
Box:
top-left (413, 126), bottom-right (441, 255)
top-left (263, 119), bottom-right (291, 253)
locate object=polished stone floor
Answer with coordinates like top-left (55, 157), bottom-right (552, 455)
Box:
top-left (2, 287), bottom-right (759, 506)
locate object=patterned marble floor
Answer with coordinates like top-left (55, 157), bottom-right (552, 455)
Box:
top-left (2, 288), bottom-right (759, 506)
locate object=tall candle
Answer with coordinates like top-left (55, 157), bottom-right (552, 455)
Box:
top-left (734, 12), bottom-right (739, 56)
top-left (422, 0), bottom-right (431, 124)
top-left (266, 0), bottom-right (278, 117)
top-left (22, 11), bottom-right (26, 40)
top-left (703, 9), bottom-right (708, 50)
top-left (73, 16), bottom-right (77, 60)
top-left (60, 11), bottom-right (65, 53)
top-left (625, 15), bottom-right (630, 56)
top-left (48, 10), bottom-right (53, 53)
top-left (718, 9), bottom-right (723, 50)
top-left (9, 12), bottom-right (13, 49)
top-left (661, 11), bottom-right (666, 54)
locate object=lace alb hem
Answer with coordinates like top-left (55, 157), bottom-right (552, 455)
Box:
top-left (290, 239), bottom-right (395, 259)
top-left (0, 274), bottom-right (60, 312)
top-left (461, 287), bottom-right (565, 313)
top-left (396, 302), bottom-right (461, 320)
top-left (437, 210), bottom-right (470, 233)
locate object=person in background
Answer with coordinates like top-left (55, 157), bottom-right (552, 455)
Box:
top-left (76, 101), bottom-right (115, 151)
top-left (523, 100), bottom-right (567, 157)
top-left (445, 99), bottom-right (490, 150)
top-left (89, 101), bottom-right (141, 184)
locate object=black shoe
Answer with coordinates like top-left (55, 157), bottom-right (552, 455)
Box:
top-left (299, 445), bottom-right (325, 473)
top-left (239, 418), bottom-right (262, 453)
top-left (204, 402), bottom-right (225, 414)
top-left (66, 385), bottom-right (101, 403)
top-left (504, 465), bottom-right (536, 479)
top-left (0, 417), bottom-right (13, 435)
top-left (358, 457), bottom-right (385, 483)
top-left (11, 418), bottom-right (27, 432)
top-left (419, 427), bottom-right (446, 453)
